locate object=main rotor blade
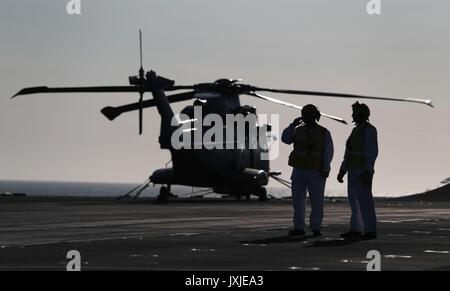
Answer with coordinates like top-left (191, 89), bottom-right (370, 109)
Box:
top-left (12, 85), bottom-right (197, 98)
top-left (246, 92), bottom-right (348, 125)
top-left (252, 87), bottom-right (434, 107)
top-left (12, 86), bottom-right (141, 98)
top-left (165, 85), bottom-right (196, 92)
top-left (101, 91), bottom-right (195, 121)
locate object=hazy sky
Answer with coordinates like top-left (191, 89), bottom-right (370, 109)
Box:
top-left (1, 0), bottom-right (449, 196)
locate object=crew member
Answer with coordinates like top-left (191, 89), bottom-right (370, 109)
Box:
top-left (337, 102), bottom-right (378, 240)
top-left (282, 104), bottom-right (334, 236)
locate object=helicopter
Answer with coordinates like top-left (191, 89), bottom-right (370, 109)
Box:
top-left (12, 30), bottom-right (433, 202)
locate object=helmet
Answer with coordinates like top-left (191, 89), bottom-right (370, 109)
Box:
top-left (301, 104), bottom-right (321, 122)
top-left (352, 102), bottom-right (370, 121)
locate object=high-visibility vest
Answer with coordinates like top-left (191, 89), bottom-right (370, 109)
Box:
top-left (288, 125), bottom-right (327, 170)
top-left (346, 123), bottom-right (373, 170)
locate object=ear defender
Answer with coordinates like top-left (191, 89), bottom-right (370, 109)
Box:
top-left (352, 101), bottom-right (370, 121)
top-left (301, 104), bottom-right (321, 122)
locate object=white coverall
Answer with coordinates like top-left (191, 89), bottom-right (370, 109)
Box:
top-left (282, 123), bottom-right (334, 231)
top-left (340, 123), bottom-right (378, 233)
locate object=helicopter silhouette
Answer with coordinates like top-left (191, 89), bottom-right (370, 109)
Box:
top-left (12, 30), bottom-right (433, 202)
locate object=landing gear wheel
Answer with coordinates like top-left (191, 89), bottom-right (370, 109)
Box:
top-left (258, 188), bottom-right (268, 202)
top-left (157, 186), bottom-right (170, 204)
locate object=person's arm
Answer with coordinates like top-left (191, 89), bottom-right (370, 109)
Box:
top-left (322, 130), bottom-right (334, 176)
top-left (337, 130), bottom-right (352, 183)
top-left (281, 123), bottom-right (296, 145)
top-left (339, 141), bottom-right (350, 175)
top-left (364, 126), bottom-right (378, 173)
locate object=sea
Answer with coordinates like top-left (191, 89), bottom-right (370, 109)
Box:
top-left (0, 180), bottom-right (291, 199)
top-left (0, 180), bottom-right (348, 199)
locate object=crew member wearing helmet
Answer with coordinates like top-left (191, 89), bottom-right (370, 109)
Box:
top-left (337, 102), bottom-right (378, 240)
top-left (282, 104), bottom-right (334, 237)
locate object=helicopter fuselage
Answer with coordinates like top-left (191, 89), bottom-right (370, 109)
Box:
top-left (149, 87), bottom-right (270, 198)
